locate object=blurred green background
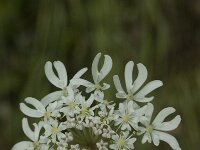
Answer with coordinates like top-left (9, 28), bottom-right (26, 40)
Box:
top-left (0, 0), bottom-right (200, 149)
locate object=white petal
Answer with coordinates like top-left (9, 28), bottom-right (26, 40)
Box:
top-left (134, 80), bottom-right (163, 99)
top-left (153, 107), bottom-right (176, 125)
top-left (119, 103), bottom-right (125, 115)
top-left (12, 141), bottom-right (33, 150)
top-left (145, 103), bottom-right (154, 121)
top-left (134, 96), bottom-right (154, 103)
top-left (47, 101), bottom-right (58, 112)
top-left (44, 61), bottom-right (61, 88)
top-left (58, 123), bottom-right (67, 131)
top-left (22, 118), bottom-right (34, 141)
top-left (41, 91), bottom-right (62, 107)
top-left (155, 115), bottom-right (181, 131)
top-left (53, 61), bottom-right (68, 87)
top-left (114, 118), bottom-right (123, 126)
top-left (110, 144), bottom-right (117, 149)
top-left (152, 131), bottom-right (160, 146)
top-left (86, 94), bottom-right (94, 107)
top-left (33, 123), bottom-right (40, 141)
top-left (132, 63), bottom-right (147, 93)
top-left (72, 67), bottom-right (88, 79)
top-left (51, 119), bottom-right (59, 128)
top-left (116, 92), bottom-right (127, 99)
top-left (70, 78), bottom-right (94, 87)
top-left (154, 131), bottom-right (181, 150)
top-left (20, 103), bottom-right (43, 118)
top-left (25, 97), bottom-right (45, 112)
top-left (86, 86), bottom-right (96, 93)
top-left (92, 53), bottom-right (101, 83)
top-left (127, 101), bottom-right (134, 113)
top-left (125, 61), bottom-right (134, 92)
top-left (98, 55), bottom-right (112, 82)
top-left (67, 86), bottom-right (75, 99)
top-left (135, 105), bottom-right (147, 117)
top-left (129, 120), bottom-right (139, 130)
top-left (101, 83), bottom-right (110, 90)
top-left (112, 134), bottom-right (119, 141)
top-left (94, 90), bottom-right (104, 102)
top-left (113, 75), bottom-right (125, 93)
top-left (34, 122), bottom-right (43, 141)
top-left (142, 133), bottom-right (151, 144)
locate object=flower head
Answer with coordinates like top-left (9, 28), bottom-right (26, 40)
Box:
top-left (13, 52), bottom-right (181, 150)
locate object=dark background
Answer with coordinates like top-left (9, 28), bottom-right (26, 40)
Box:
top-left (0, 0), bottom-right (200, 149)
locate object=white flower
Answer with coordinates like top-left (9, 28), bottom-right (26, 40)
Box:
top-left (96, 140), bottom-right (108, 150)
top-left (138, 103), bottom-right (181, 150)
top-left (110, 131), bottom-right (136, 150)
top-left (57, 141), bottom-right (68, 150)
top-left (113, 61), bottom-right (163, 105)
top-left (98, 103), bottom-right (115, 125)
top-left (56, 132), bottom-right (73, 150)
top-left (114, 101), bottom-right (147, 131)
top-left (20, 97), bottom-right (60, 120)
top-left (102, 125), bottom-right (115, 138)
top-left (70, 53), bottom-right (112, 101)
top-left (76, 94), bottom-right (97, 120)
top-left (41, 61), bottom-right (88, 106)
top-left (70, 144), bottom-right (80, 150)
top-left (63, 117), bottom-right (76, 129)
top-left (42, 120), bottom-right (67, 143)
top-left (12, 118), bottom-right (48, 150)
top-left (60, 88), bottom-right (80, 117)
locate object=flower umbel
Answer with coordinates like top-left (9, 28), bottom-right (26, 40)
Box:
top-left (12, 52), bottom-right (181, 150)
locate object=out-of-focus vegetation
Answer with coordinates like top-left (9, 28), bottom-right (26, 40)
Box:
top-left (0, 0), bottom-right (200, 149)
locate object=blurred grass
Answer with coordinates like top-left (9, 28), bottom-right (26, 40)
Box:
top-left (0, 0), bottom-right (200, 149)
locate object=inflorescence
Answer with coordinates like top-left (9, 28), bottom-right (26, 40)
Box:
top-left (12, 53), bottom-right (181, 150)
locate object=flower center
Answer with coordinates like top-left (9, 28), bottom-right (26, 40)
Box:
top-left (126, 94), bottom-right (133, 101)
top-left (81, 107), bottom-right (89, 116)
top-left (44, 111), bottom-right (51, 118)
top-left (145, 124), bottom-right (153, 133)
top-left (117, 138), bottom-right (126, 148)
top-left (122, 114), bottom-right (130, 123)
top-left (68, 101), bottom-right (76, 109)
top-left (33, 141), bottom-right (40, 148)
top-left (51, 127), bottom-right (59, 135)
top-left (95, 83), bottom-right (102, 90)
top-left (103, 99), bottom-right (109, 105)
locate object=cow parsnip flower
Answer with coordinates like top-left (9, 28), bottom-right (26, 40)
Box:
top-left (20, 97), bottom-right (60, 121)
top-left (113, 101), bottom-right (147, 131)
top-left (138, 103), bottom-right (181, 150)
top-left (113, 61), bottom-right (163, 106)
top-left (42, 119), bottom-right (67, 143)
top-left (12, 118), bottom-right (48, 150)
top-left (42, 61), bottom-right (87, 106)
top-left (110, 131), bottom-right (136, 150)
top-left (12, 52), bottom-right (181, 150)
top-left (70, 53), bottom-right (112, 101)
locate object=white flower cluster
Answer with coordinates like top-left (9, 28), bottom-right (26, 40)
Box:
top-left (12, 53), bottom-right (181, 150)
